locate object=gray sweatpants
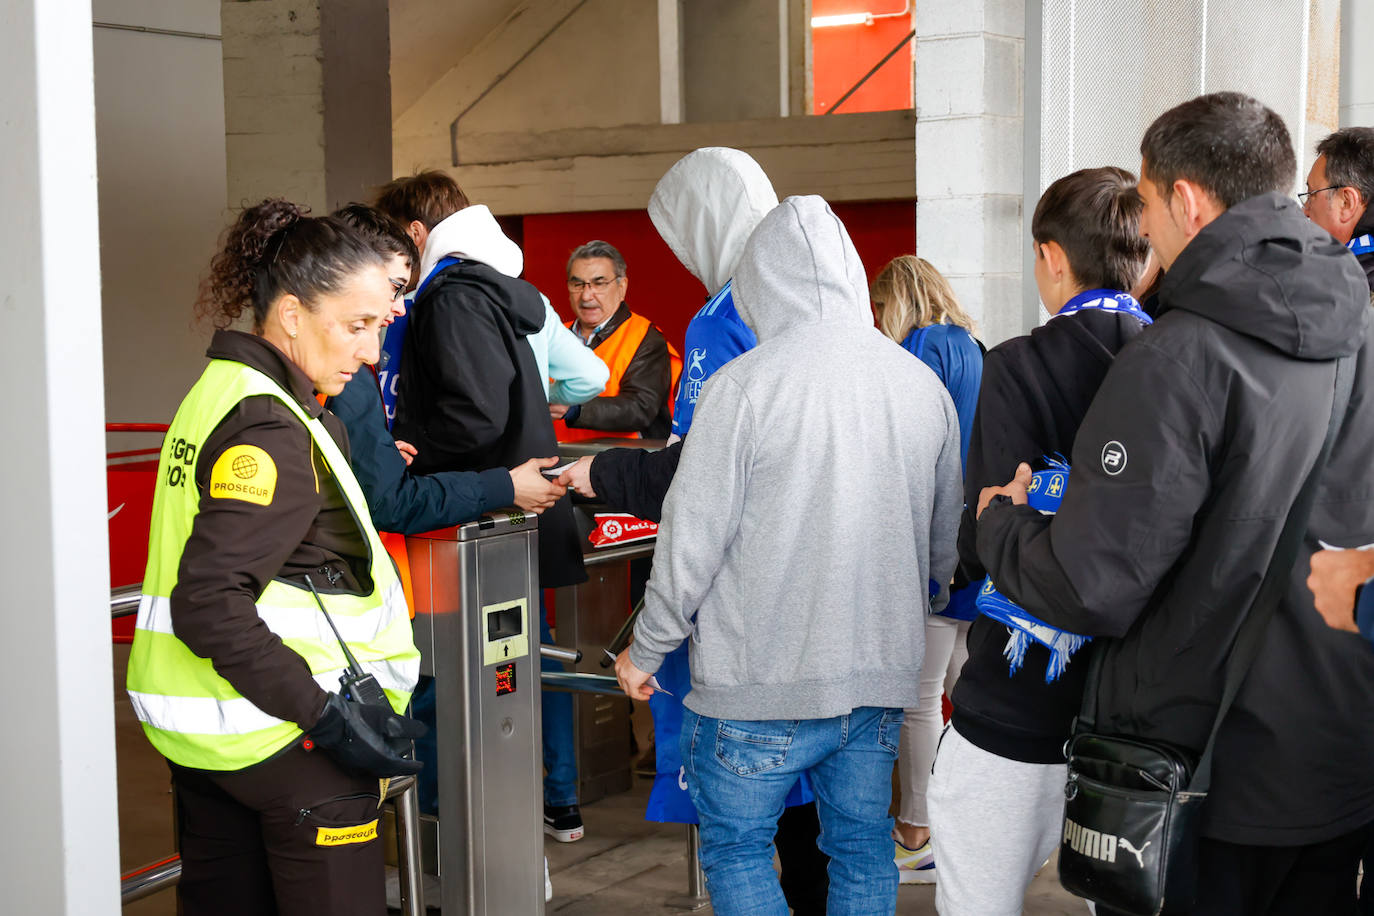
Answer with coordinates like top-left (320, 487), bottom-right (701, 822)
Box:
top-left (926, 724), bottom-right (1066, 916)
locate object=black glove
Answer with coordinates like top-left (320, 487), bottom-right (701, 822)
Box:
top-left (307, 692), bottom-right (428, 778)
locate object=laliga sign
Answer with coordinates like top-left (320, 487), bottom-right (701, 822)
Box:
top-left (589, 513), bottom-right (658, 548)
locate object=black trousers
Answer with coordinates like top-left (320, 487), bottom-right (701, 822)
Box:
top-left (776, 801), bottom-right (831, 916)
top-left (170, 743), bottom-right (387, 916)
top-left (1098, 822), bottom-right (1371, 916)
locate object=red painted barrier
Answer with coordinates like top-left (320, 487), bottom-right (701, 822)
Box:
top-left (108, 424), bottom-right (166, 643)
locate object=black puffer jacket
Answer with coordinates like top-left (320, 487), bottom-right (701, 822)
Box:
top-left (394, 260), bottom-right (586, 587)
top-left (977, 193), bottom-right (1374, 844)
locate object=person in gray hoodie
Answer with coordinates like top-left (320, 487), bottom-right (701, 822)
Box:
top-left (614, 195), bottom-right (963, 916)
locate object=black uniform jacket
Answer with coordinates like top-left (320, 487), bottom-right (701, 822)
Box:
top-left (566, 302), bottom-right (674, 438)
top-left (393, 259), bottom-right (586, 587)
top-left (952, 307), bottom-right (1147, 764)
top-left (977, 193), bottom-right (1374, 844)
top-left (171, 330), bottom-right (369, 732)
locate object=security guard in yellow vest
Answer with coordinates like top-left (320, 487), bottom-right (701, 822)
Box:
top-left (127, 200), bottom-right (423, 916)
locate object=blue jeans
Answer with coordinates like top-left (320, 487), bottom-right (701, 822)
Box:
top-left (681, 706), bottom-right (903, 916)
top-left (540, 601), bottom-right (579, 807)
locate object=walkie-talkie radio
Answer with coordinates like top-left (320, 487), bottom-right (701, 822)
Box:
top-left (305, 574), bottom-right (391, 710)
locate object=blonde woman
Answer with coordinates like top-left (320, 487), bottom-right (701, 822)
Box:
top-left (871, 255), bottom-right (983, 884)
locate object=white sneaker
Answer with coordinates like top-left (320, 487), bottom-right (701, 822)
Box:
top-left (544, 856), bottom-right (553, 903)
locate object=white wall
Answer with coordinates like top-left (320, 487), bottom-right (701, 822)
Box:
top-left (1341, 0), bottom-right (1374, 127)
top-left (93, 0), bottom-right (226, 438)
top-left (3, 0), bottom-right (120, 910)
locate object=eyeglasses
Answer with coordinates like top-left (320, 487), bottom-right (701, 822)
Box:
top-left (567, 276), bottom-right (622, 294)
top-left (1299, 185), bottom-right (1341, 205)
top-left (389, 279), bottom-right (407, 301)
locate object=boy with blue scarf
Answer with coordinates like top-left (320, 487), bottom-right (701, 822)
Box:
top-left (927, 167), bottom-right (1153, 915)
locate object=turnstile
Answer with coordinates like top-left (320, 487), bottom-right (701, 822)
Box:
top-left (406, 510), bottom-right (544, 916)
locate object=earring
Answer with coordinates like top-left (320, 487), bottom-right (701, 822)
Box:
top-left (289, 331), bottom-right (297, 339)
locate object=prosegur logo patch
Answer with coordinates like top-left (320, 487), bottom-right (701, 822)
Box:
top-left (315, 819), bottom-right (379, 847)
top-left (209, 444), bottom-right (277, 506)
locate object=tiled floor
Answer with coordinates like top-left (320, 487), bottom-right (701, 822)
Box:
top-left (113, 645), bottom-right (1085, 914)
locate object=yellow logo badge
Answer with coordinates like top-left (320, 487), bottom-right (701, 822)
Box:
top-left (209, 444), bottom-right (277, 506)
top-left (314, 819), bottom-right (379, 847)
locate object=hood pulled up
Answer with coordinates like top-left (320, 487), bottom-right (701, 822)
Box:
top-left (648, 147), bottom-right (778, 295)
top-left (731, 195), bottom-right (871, 342)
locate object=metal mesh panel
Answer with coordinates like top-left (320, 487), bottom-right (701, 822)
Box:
top-left (1038, 0), bottom-right (1311, 195)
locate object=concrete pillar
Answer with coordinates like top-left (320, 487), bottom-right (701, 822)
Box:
top-left (915, 0), bottom-right (1026, 346)
top-left (222, 0), bottom-right (390, 214)
top-left (1341, 0), bottom-right (1374, 126)
top-left (1, 0), bottom-right (120, 912)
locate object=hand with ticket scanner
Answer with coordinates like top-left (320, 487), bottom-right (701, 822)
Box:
top-left (509, 457), bottom-right (566, 514)
top-left (977, 462), bottom-right (1033, 519)
top-left (614, 643), bottom-right (655, 701)
top-left (1307, 547), bottom-right (1374, 634)
top-left (557, 455), bottom-right (598, 499)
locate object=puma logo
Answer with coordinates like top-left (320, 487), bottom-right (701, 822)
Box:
top-left (1119, 838), bottom-right (1151, 868)
top-left (1063, 818), bottom-right (1151, 869)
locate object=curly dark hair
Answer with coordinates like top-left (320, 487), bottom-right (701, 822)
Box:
top-left (197, 199), bottom-right (385, 330)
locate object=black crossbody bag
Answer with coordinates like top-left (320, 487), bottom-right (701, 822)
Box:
top-left (1058, 357), bottom-right (1353, 916)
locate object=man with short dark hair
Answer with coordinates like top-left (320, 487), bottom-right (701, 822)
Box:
top-left (1303, 126), bottom-right (1374, 291)
top-left (553, 240), bottom-right (680, 440)
top-left (976, 92), bottom-right (1374, 911)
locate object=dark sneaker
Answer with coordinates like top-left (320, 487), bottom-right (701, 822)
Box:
top-left (544, 803), bottom-right (584, 843)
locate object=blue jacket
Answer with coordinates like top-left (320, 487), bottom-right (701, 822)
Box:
top-left (327, 369), bottom-right (513, 534)
top-left (900, 322), bottom-right (983, 469)
top-left (671, 281), bottom-right (756, 438)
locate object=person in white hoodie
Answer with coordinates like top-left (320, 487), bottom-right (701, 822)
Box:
top-left (374, 172), bottom-right (593, 847)
top-left (614, 196), bottom-right (963, 916)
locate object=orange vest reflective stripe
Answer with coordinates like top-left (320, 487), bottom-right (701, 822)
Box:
top-left (555, 313), bottom-right (682, 443)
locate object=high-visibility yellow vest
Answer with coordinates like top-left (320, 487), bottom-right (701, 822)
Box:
top-left (126, 359), bottom-right (419, 771)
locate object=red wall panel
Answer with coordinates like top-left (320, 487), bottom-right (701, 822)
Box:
top-left (811, 1), bottom-right (914, 115)
top-left (521, 199), bottom-right (915, 354)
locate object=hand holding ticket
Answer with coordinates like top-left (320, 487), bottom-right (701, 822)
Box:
top-left (606, 649), bottom-right (673, 697)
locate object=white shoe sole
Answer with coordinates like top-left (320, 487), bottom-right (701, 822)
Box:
top-left (544, 822), bottom-right (584, 843)
top-left (898, 867), bottom-right (937, 885)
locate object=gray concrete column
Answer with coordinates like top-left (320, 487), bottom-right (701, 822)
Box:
top-left (1341, 0), bottom-right (1374, 126)
top-left (914, 0), bottom-right (1026, 346)
top-left (222, 0), bottom-right (390, 213)
top-left (1, 0), bottom-right (120, 912)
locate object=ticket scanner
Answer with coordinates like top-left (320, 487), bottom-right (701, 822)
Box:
top-left (404, 511), bottom-right (544, 915)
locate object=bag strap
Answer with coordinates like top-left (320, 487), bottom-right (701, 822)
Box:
top-left (1076, 356), bottom-right (1354, 791)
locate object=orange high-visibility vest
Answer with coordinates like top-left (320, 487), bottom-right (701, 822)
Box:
top-left (555, 313), bottom-right (682, 442)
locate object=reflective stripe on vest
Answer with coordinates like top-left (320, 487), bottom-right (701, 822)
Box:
top-left (126, 359), bottom-right (419, 771)
top-left (555, 312), bottom-right (683, 442)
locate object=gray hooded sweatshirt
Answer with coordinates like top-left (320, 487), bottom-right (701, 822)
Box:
top-left (628, 195), bottom-right (963, 721)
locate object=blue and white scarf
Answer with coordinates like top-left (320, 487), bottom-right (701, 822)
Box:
top-left (1053, 288), bottom-right (1153, 326)
top-left (975, 457), bottom-right (1091, 682)
top-left (1349, 234), bottom-right (1374, 257)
